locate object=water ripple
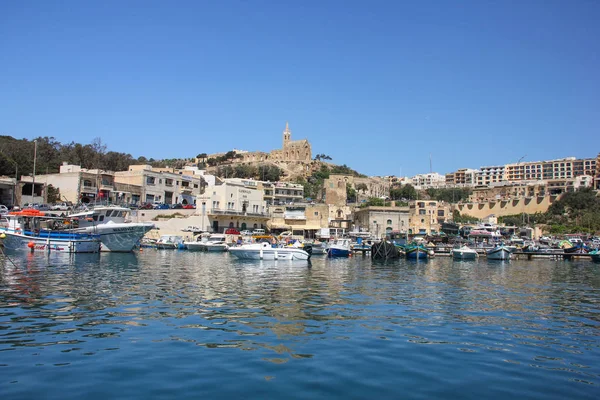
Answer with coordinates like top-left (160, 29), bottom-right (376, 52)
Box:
top-left (1, 252), bottom-right (599, 399)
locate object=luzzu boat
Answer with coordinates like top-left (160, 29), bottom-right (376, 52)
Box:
top-left (405, 243), bottom-right (429, 259)
top-left (0, 210), bottom-right (101, 253)
top-left (486, 245), bottom-right (512, 260)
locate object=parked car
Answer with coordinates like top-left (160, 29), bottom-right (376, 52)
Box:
top-left (34, 204), bottom-right (50, 211)
top-left (239, 230), bottom-right (252, 236)
top-left (154, 203), bottom-right (170, 210)
top-left (183, 204), bottom-right (196, 209)
top-left (171, 203), bottom-right (183, 209)
top-left (51, 202), bottom-right (71, 211)
top-left (139, 203), bottom-right (154, 210)
top-left (0, 205), bottom-right (9, 215)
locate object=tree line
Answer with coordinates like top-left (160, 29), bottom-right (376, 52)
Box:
top-left (0, 135), bottom-right (198, 179)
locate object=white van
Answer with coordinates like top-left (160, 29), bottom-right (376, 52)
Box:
top-left (252, 229), bottom-right (266, 235)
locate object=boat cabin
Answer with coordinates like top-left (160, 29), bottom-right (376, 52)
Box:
top-left (69, 206), bottom-right (130, 228)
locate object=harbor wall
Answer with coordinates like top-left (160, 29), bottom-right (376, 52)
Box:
top-left (455, 195), bottom-right (560, 219)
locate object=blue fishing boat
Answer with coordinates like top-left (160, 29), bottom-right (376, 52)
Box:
top-left (327, 238), bottom-right (351, 258)
top-left (405, 243), bottom-right (429, 259)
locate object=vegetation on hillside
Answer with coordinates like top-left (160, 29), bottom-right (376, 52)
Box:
top-left (426, 187), bottom-right (472, 203)
top-left (452, 210), bottom-right (479, 224)
top-left (214, 164), bottom-right (282, 181)
top-left (390, 183), bottom-right (417, 201)
top-left (0, 135), bottom-right (197, 178)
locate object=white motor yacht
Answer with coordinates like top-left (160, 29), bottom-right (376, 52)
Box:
top-left (69, 206), bottom-right (154, 252)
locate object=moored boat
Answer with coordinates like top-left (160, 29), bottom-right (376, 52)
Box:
top-left (451, 245), bottom-right (478, 260)
top-left (67, 206), bottom-right (155, 252)
top-left (228, 242), bottom-right (310, 260)
top-left (405, 243), bottom-right (429, 259)
top-left (156, 235), bottom-right (185, 249)
top-left (0, 210), bottom-right (101, 253)
top-left (327, 238), bottom-right (352, 258)
top-left (486, 245), bottom-right (512, 260)
top-left (589, 250), bottom-right (600, 263)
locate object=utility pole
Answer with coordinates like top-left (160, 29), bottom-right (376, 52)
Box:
top-left (31, 140), bottom-right (37, 202)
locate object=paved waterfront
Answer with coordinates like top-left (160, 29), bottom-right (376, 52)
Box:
top-left (1, 251), bottom-right (599, 399)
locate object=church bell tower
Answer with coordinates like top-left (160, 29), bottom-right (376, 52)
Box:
top-left (282, 121), bottom-right (291, 148)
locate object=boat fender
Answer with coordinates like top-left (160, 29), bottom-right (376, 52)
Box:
top-left (27, 241), bottom-right (35, 249)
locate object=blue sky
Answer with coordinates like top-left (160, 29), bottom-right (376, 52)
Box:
top-left (1, 0), bottom-right (599, 176)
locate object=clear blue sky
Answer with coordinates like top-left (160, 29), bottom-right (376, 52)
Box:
top-left (1, 0), bottom-right (599, 176)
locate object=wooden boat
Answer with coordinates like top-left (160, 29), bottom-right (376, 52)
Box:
top-left (486, 245), bottom-right (512, 260)
top-left (589, 250), bottom-right (600, 263)
top-left (0, 210), bottom-right (101, 253)
top-left (405, 243), bottom-right (429, 259)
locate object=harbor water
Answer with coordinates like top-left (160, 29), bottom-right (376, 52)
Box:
top-left (1, 250), bottom-right (599, 399)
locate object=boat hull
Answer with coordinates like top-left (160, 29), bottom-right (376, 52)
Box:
top-left (229, 246), bottom-right (310, 260)
top-left (1, 232), bottom-right (101, 253)
top-left (452, 250), bottom-right (478, 260)
top-left (486, 247), bottom-right (511, 260)
top-left (327, 247), bottom-right (351, 257)
top-left (590, 252), bottom-right (600, 263)
top-left (406, 248), bottom-right (428, 259)
top-left (75, 223), bottom-right (154, 252)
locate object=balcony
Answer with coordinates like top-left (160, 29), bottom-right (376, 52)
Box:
top-left (207, 208), bottom-right (268, 217)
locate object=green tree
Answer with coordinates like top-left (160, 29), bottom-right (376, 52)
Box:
top-left (346, 183), bottom-right (357, 203)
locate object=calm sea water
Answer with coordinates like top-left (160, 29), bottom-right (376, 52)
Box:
top-left (1, 250), bottom-right (599, 399)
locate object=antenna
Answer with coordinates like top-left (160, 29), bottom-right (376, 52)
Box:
top-left (429, 153), bottom-right (432, 173)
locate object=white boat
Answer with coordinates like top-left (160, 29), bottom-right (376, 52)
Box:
top-left (486, 245), bottom-right (512, 260)
top-left (0, 210), bottom-right (101, 253)
top-left (451, 245), bottom-right (479, 260)
top-left (200, 234), bottom-right (229, 252)
top-left (228, 242), bottom-right (310, 260)
top-left (68, 206), bottom-right (155, 252)
top-left (308, 241), bottom-right (328, 255)
top-left (184, 236), bottom-right (205, 251)
top-left (156, 235), bottom-right (184, 249)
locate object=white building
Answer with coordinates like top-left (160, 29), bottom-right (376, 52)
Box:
top-left (410, 173), bottom-right (446, 189)
top-left (114, 165), bottom-right (204, 205)
top-left (195, 180), bottom-right (269, 233)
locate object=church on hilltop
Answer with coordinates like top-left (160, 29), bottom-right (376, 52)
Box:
top-left (269, 122), bottom-right (312, 162)
top-left (223, 122), bottom-right (312, 164)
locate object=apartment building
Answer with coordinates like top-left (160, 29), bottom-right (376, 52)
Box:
top-left (503, 157), bottom-right (597, 182)
top-left (410, 173), bottom-right (446, 189)
top-left (408, 200), bottom-right (451, 235)
top-left (445, 168), bottom-right (478, 187)
top-left (268, 203), bottom-right (329, 238)
top-left (114, 165), bottom-right (203, 205)
top-left (476, 166), bottom-right (505, 186)
top-left (195, 179), bottom-right (269, 233)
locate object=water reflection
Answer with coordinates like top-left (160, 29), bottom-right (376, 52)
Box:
top-left (1, 250), bottom-right (599, 398)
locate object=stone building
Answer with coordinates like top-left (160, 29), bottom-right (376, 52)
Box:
top-left (353, 206), bottom-right (410, 238)
top-left (269, 122), bottom-right (312, 162)
top-left (207, 122), bottom-right (312, 166)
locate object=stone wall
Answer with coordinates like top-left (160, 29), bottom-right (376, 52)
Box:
top-left (455, 195), bottom-right (560, 219)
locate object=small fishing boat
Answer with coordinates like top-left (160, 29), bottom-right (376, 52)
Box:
top-left (451, 245), bottom-right (478, 260)
top-left (0, 210), bottom-right (101, 253)
top-left (327, 238), bottom-right (352, 258)
top-left (405, 243), bottom-right (429, 259)
top-left (589, 250), bottom-right (600, 263)
top-left (228, 242), bottom-right (310, 260)
top-left (486, 245), bottom-right (512, 260)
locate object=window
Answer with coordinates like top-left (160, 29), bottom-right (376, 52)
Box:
top-left (387, 219), bottom-right (392, 225)
top-left (314, 212), bottom-right (319, 216)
